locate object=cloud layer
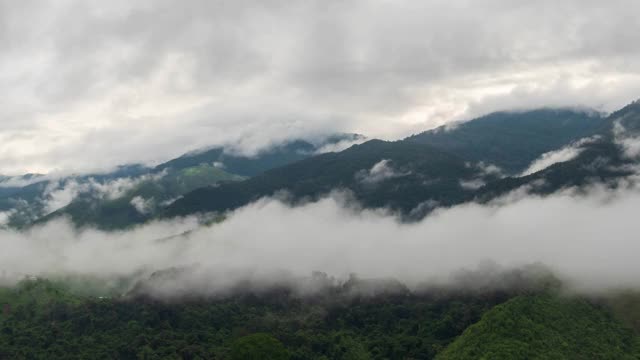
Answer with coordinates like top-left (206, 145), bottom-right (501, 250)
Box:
top-left (3, 180), bottom-right (640, 296)
top-left (1, 1), bottom-right (640, 173)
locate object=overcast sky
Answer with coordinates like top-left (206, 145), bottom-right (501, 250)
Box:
top-left (2, 0), bottom-right (640, 174)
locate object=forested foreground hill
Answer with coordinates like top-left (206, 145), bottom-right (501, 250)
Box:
top-left (2, 277), bottom-right (640, 359)
top-left (436, 295), bottom-right (640, 360)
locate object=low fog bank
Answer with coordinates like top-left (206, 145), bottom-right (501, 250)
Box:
top-left (3, 182), bottom-right (640, 297)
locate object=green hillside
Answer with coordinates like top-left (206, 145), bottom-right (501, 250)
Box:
top-left (437, 295), bottom-right (640, 360)
top-left (162, 104), bottom-right (640, 223)
top-left (5, 135), bottom-right (361, 229)
top-left (40, 164), bottom-right (244, 229)
top-left (2, 277), bottom-right (639, 359)
top-left (406, 109), bottom-right (606, 173)
top-left (163, 139), bottom-right (478, 218)
top-left (473, 138), bottom-right (635, 202)
top-left (155, 134), bottom-right (364, 177)
top-left (0, 277), bottom-right (509, 360)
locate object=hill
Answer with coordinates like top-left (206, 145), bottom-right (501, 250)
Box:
top-left (406, 109), bottom-right (606, 173)
top-left (38, 164), bottom-right (244, 229)
top-left (162, 108), bottom-right (633, 221)
top-left (155, 134), bottom-right (364, 177)
top-left (8, 135), bottom-right (360, 229)
top-left (8, 105), bottom-right (640, 229)
top-left (163, 139), bottom-right (480, 218)
top-left (437, 295), bottom-right (640, 359)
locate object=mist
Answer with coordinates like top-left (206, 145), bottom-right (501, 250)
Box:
top-left (1, 175), bottom-right (640, 298)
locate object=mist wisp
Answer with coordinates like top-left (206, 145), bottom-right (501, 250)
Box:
top-left (2, 180), bottom-right (640, 297)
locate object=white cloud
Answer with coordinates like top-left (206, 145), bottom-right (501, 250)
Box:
top-left (613, 121), bottom-right (640, 158)
top-left (521, 136), bottom-right (601, 176)
top-left (314, 136), bottom-right (368, 154)
top-left (475, 162), bottom-right (505, 177)
top-left (90, 171), bottom-right (166, 200)
top-left (0, 175), bottom-right (47, 188)
top-left (36, 171), bottom-right (166, 216)
top-left (458, 162), bottom-right (505, 191)
top-left (356, 159), bottom-right (410, 185)
top-left (0, 210), bottom-right (16, 227)
top-left (41, 180), bottom-right (88, 214)
top-left (0, 1), bottom-right (640, 174)
top-left (2, 180), bottom-right (640, 295)
top-left (459, 179), bottom-right (486, 190)
top-left (130, 196), bottom-right (155, 215)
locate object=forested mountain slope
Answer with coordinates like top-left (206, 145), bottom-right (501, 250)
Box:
top-left (163, 104), bottom-right (640, 222)
top-left (405, 108), bottom-right (606, 173)
top-left (18, 135), bottom-right (359, 229)
top-left (163, 140), bottom-right (480, 218)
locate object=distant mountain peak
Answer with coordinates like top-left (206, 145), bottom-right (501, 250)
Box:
top-left (405, 108), bottom-right (606, 173)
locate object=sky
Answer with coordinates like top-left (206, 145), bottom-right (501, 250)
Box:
top-left (2, 0), bottom-right (640, 174)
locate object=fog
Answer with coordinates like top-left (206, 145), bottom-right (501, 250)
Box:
top-left (520, 135), bottom-right (601, 176)
top-left (1, 177), bottom-right (640, 297)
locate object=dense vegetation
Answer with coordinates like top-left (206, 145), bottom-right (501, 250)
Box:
top-left (1, 277), bottom-right (639, 360)
top-left (437, 295), bottom-right (640, 359)
top-left (162, 140), bottom-right (481, 218)
top-left (39, 164), bottom-right (244, 230)
top-left (406, 109), bottom-right (606, 173)
top-left (2, 135), bottom-right (357, 229)
top-left (154, 135), bottom-right (364, 178)
top-left (0, 278), bottom-right (505, 359)
top-left (164, 104), bottom-right (640, 223)
top-left (4, 106), bottom-right (639, 229)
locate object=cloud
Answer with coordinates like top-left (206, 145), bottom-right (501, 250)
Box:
top-left (356, 159), bottom-right (410, 185)
top-left (0, 210), bottom-right (16, 227)
top-left (521, 135), bottom-right (602, 176)
top-left (313, 135), bottom-right (368, 154)
top-left (459, 162), bottom-right (506, 190)
top-left (613, 121), bottom-right (640, 158)
top-left (41, 180), bottom-right (87, 214)
top-left (1, 1), bottom-right (640, 173)
top-left (475, 162), bottom-right (505, 177)
top-left (3, 178), bottom-right (640, 296)
top-left (130, 196), bottom-right (155, 215)
top-left (459, 179), bottom-right (486, 191)
top-left (0, 175), bottom-right (47, 188)
top-left (32, 171), bottom-right (166, 216)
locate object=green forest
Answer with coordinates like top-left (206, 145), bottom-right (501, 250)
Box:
top-left (1, 276), bottom-right (640, 360)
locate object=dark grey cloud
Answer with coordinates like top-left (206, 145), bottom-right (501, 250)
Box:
top-left (1, 0), bottom-right (640, 173)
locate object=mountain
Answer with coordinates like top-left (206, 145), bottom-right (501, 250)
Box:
top-left (3, 105), bottom-right (640, 358)
top-left (0, 165), bottom-right (153, 227)
top-left (30, 134), bottom-right (363, 229)
top-left (437, 295), bottom-right (640, 359)
top-left (155, 133), bottom-right (365, 177)
top-left (163, 139), bottom-right (481, 218)
top-left (472, 139), bottom-right (633, 202)
top-left (466, 104), bottom-right (640, 202)
top-left (37, 164), bottom-right (244, 229)
top-left (406, 109), bottom-right (606, 174)
top-left (162, 107), bottom-right (629, 221)
top-left (608, 100), bottom-right (640, 133)
top-left (7, 105), bottom-right (640, 229)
